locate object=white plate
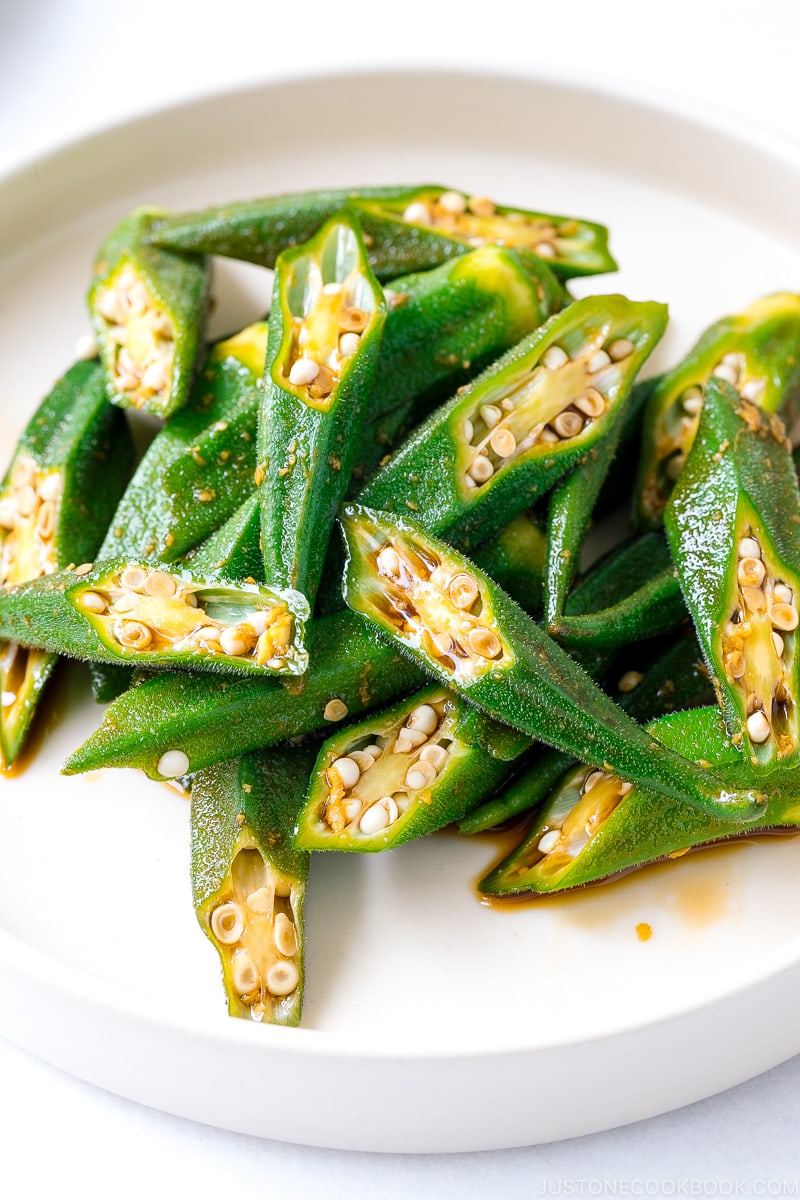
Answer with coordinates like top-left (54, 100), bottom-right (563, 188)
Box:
top-left (2, 70), bottom-right (800, 1155)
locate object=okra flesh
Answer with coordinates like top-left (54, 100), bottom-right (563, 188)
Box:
top-left (635, 292), bottom-right (800, 529)
top-left (341, 505), bottom-right (763, 821)
top-left (358, 296), bottom-right (667, 551)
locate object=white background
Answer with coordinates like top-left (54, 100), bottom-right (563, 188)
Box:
top-left (3, 0), bottom-right (800, 1195)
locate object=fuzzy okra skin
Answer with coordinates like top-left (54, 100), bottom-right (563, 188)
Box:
top-left (340, 504), bottom-right (764, 822)
top-left (0, 560), bottom-right (309, 678)
top-left (478, 705), bottom-right (800, 898)
top-left (0, 359), bottom-right (135, 764)
top-left (63, 610), bottom-right (424, 780)
top-left (192, 744), bottom-right (315, 1025)
top-left (89, 206), bottom-right (210, 418)
top-left (294, 685), bottom-right (528, 852)
top-left (148, 184), bottom-right (616, 281)
top-left (257, 211), bottom-right (386, 605)
top-left (358, 296), bottom-right (668, 552)
top-left (185, 492), bottom-right (264, 581)
top-left (665, 379), bottom-right (800, 773)
top-left (635, 292), bottom-right (800, 530)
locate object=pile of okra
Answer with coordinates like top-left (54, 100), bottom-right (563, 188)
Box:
top-left (3, 184), bottom-right (800, 1027)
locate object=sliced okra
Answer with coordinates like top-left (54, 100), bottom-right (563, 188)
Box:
top-left (469, 509), bottom-right (547, 616)
top-left (63, 609), bottom-right (425, 780)
top-left (148, 184), bottom-right (616, 281)
top-left (294, 685), bottom-right (524, 852)
top-left (257, 211), bottom-right (386, 603)
top-left (192, 744), bottom-right (315, 1024)
top-left (0, 560), bottom-right (309, 677)
top-left (666, 379), bottom-right (800, 772)
top-left (0, 360), bottom-right (135, 764)
top-left (635, 293), bottom-right (800, 529)
top-left (552, 565), bottom-right (685, 651)
top-left (89, 206), bottom-right (210, 417)
top-left (340, 504), bottom-right (763, 821)
top-left (358, 296), bottom-right (667, 551)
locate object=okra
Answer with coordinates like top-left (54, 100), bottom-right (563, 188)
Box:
top-left (340, 504), bottom-right (763, 821)
top-left (666, 379), bottom-right (800, 772)
top-left (358, 296), bottom-right (668, 551)
top-left (294, 684), bottom-right (526, 852)
top-left (0, 360), bottom-right (135, 763)
top-left (0, 561), bottom-right (308, 677)
top-left (635, 293), bottom-right (800, 529)
top-left (63, 609), bottom-right (424, 780)
top-left (258, 211), bottom-right (386, 604)
top-left (89, 206), bottom-right (210, 417)
top-left (149, 184), bottom-right (616, 281)
top-left (469, 510), bottom-right (547, 616)
top-left (192, 744), bottom-right (315, 1024)
top-left (185, 492), bottom-right (263, 581)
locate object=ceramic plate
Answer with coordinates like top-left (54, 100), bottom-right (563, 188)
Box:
top-left (2, 70), bottom-right (800, 1154)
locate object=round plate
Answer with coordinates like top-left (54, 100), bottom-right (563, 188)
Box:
top-left (2, 69), bottom-right (800, 1154)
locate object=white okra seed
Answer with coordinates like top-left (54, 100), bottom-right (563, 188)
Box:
top-left (739, 537), bottom-right (761, 560)
top-left (273, 912), bottom-right (298, 958)
top-left (535, 242), bottom-right (556, 259)
top-left (339, 332), bottom-right (361, 358)
top-left (232, 952), bottom-right (260, 996)
top-left (713, 362), bottom-right (738, 385)
top-left (419, 744), bottom-right (449, 771)
top-left (438, 190), bottom-right (467, 213)
top-left (479, 404), bottom-right (502, 429)
top-left (607, 338), bottom-right (634, 361)
top-left (288, 358), bottom-right (320, 386)
top-left (588, 349), bottom-right (611, 373)
top-left (408, 703), bottom-right (439, 734)
top-left (583, 770), bottom-right (604, 793)
top-left (468, 455), bottom-right (494, 483)
top-left (538, 829), bottom-right (561, 854)
top-left (405, 760), bottom-right (437, 790)
top-left (331, 756), bottom-right (361, 789)
top-left (747, 710), bottom-right (771, 743)
top-left (741, 379), bottom-right (766, 402)
top-left (774, 583), bottom-right (793, 604)
top-left (359, 801), bottom-right (391, 834)
top-left (266, 961), bottom-right (300, 996)
top-left (80, 591), bottom-right (108, 615)
top-left (403, 201), bottom-right (432, 225)
top-left (158, 749), bottom-right (190, 778)
top-left (75, 332), bottom-right (98, 360)
top-left (543, 345), bottom-right (568, 371)
top-left (210, 901), bottom-right (245, 945)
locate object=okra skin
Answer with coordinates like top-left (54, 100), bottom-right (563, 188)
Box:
top-left (148, 184), bottom-right (616, 281)
top-left (551, 566), bottom-right (685, 651)
top-left (185, 492), bottom-right (263, 581)
top-left (258, 211), bottom-right (387, 604)
top-left (340, 505), bottom-right (763, 822)
top-left (294, 685), bottom-right (523, 852)
top-left (0, 561), bottom-right (309, 678)
top-left (63, 610), bottom-right (424, 780)
top-left (0, 360), bottom-right (135, 763)
top-left (358, 296), bottom-right (668, 552)
top-left (666, 380), bottom-right (800, 773)
top-left (635, 293), bottom-right (800, 529)
top-left (89, 207), bottom-right (210, 418)
top-left (470, 510), bottom-right (547, 616)
top-left (192, 745), bottom-right (315, 1025)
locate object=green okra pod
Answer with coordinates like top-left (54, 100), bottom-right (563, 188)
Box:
top-left (469, 510), bottom-right (547, 616)
top-left (358, 296), bottom-right (668, 552)
top-left (148, 184), bottom-right (616, 281)
top-left (635, 292), bottom-right (800, 529)
top-left (257, 211), bottom-right (386, 604)
top-left (184, 492), bottom-right (263, 581)
top-left (0, 359), bottom-right (135, 763)
top-left (89, 206), bottom-right (210, 417)
top-left (63, 609), bottom-right (424, 780)
top-left (0, 560), bottom-right (308, 677)
top-left (192, 744), bottom-right (316, 1025)
top-left (340, 504), bottom-right (764, 822)
top-left (665, 378), bottom-right (800, 773)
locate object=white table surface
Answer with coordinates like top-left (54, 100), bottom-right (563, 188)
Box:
top-left (3, 1), bottom-right (800, 1195)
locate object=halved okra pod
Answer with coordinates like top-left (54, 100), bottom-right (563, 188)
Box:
top-left (63, 609), bottom-right (424, 780)
top-left (0, 360), bottom-right (135, 764)
top-left (148, 184), bottom-right (616, 281)
top-left (192, 744), bottom-right (316, 1024)
top-left (340, 504), bottom-right (763, 821)
top-left (358, 296), bottom-right (668, 551)
top-left (89, 206), bottom-right (211, 417)
top-left (665, 379), bottom-right (800, 773)
top-left (257, 211), bottom-right (386, 604)
top-left (635, 292), bottom-right (800, 529)
top-left (0, 560), bottom-right (309, 677)
top-left (294, 685), bottom-right (528, 852)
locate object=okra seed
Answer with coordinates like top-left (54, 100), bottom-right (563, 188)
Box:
top-left (618, 670), bottom-right (643, 693)
top-left (738, 557), bottom-right (766, 587)
top-left (289, 358), bottom-right (320, 386)
top-left (96, 290), bottom-right (123, 322)
top-left (726, 651), bottom-right (746, 679)
top-left (324, 698), bottom-right (349, 721)
top-left (339, 307), bottom-right (369, 334)
top-left (246, 888), bottom-right (272, 915)
top-left (363, 743), bottom-right (382, 759)
top-left (553, 411), bottom-right (583, 439)
top-left (220, 626), bottom-right (255, 657)
top-left (273, 913), bottom-right (298, 958)
top-left (74, 332), bottom-right (98, 360)
top-left (771, 602), bottom-right (799, 631)
top-left (607, 338), bottom-right (634, 361)
top-left (74, 563), bottom-right (93, 576)
top-left (713, 362), bottom-right (739, 385)
top-left (468, 455), bottom-right (494, 483)
top-left (619, 782), bottom-right (634, 796)
top-left (535, 242), bottom-right (556, 259)
top-left (463, 419), bottom-right (474, 442)
top-left (467, 626), bottom-right (502, 659)
top-left (115, 620), bottom-right (152, 650)
top-left (16, 485), bottom-right (37, 518)
top-left (448, 572), bottom-right (479, 610)
top-left (583, 770), bottom-right (604, 793)
top-left (741, 379), bottom-right (766, 402)
top-left (141, 361), bottom-right (167, 392)
top-left (309, 364), bottom-right (335, 398)
top-left (143, 570), bottom-right (177, 598)
top-left (157, 749), bottom-right (190, 778)
top-left (403, 201), bottom-right (432, 224)
top-left (376, 546), bottom-right (401, 577)
top-left (588, 349), bottom-right (611, 373)
top-left (438, 190), bottom-right (467, 214)
top-left (349, 750), bottom-right (377, 772)
top-left (339, 332), bottom-right (361, 357)
top-left (773, 632), bottom-right (785, 657)
top-left (331, 756), bottom-right (361, 789)
top-left (0, 498), bottom-right (16, 529)
top-left (479, 404), bottom-right (502, 429)
top-left (343, 799), bottom-right (362, 823)
top-left (538, 829), bottom-right (561, 854)
top-left (405, 760), bottom-right (437, 790)
top-left (37, 472), bottom-right (62, 502)
top-left (80, 591), bottom-right (108, 615)
top-left (468, 195), bottom-right (496, 216)
top-left (266, 961), bottom-right (299, 996)
top-left (682, 389), bottom-right (704, 416)
top-left (721, 353), bottom-right (741, 368)
top-left (430, 631), bottom-right (453, 656)
top-left (774, 583), bottom-right (793, 604)
top-left (193, 625), bottom-right (222, 645)
top-left (543, 345), bottom-right (568, 371)
top-left (539, 428), bottom-right (560, 444)
top-left (116, 372), bottom-right (140, 392)
top-left (359, 801), bottom-right (391, 834)
top-left (232, 952), bottom-right (260, 996)
top-left (408, 703), bottom-right (439, 734)
top-left (573, 389), bottom-right (605, 418)
top-left (1, 691), bottom-right (16, 707)
top-left (747, 710), bottom-right (771, 743)
top-left (489, 427), bottom-right (517, 457)
top-left (403, 727), bottom-right (428, 748)
top-left (739, 537), bottom-right (761, 559)
top-left (419, 744), bottom-right (449, 771)
top-left (120, 565), bottom-right (148, 591)
top-left (210, 902), bottom-right (245, 945)
top-left (742, 585), bottom-right (766, 612)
